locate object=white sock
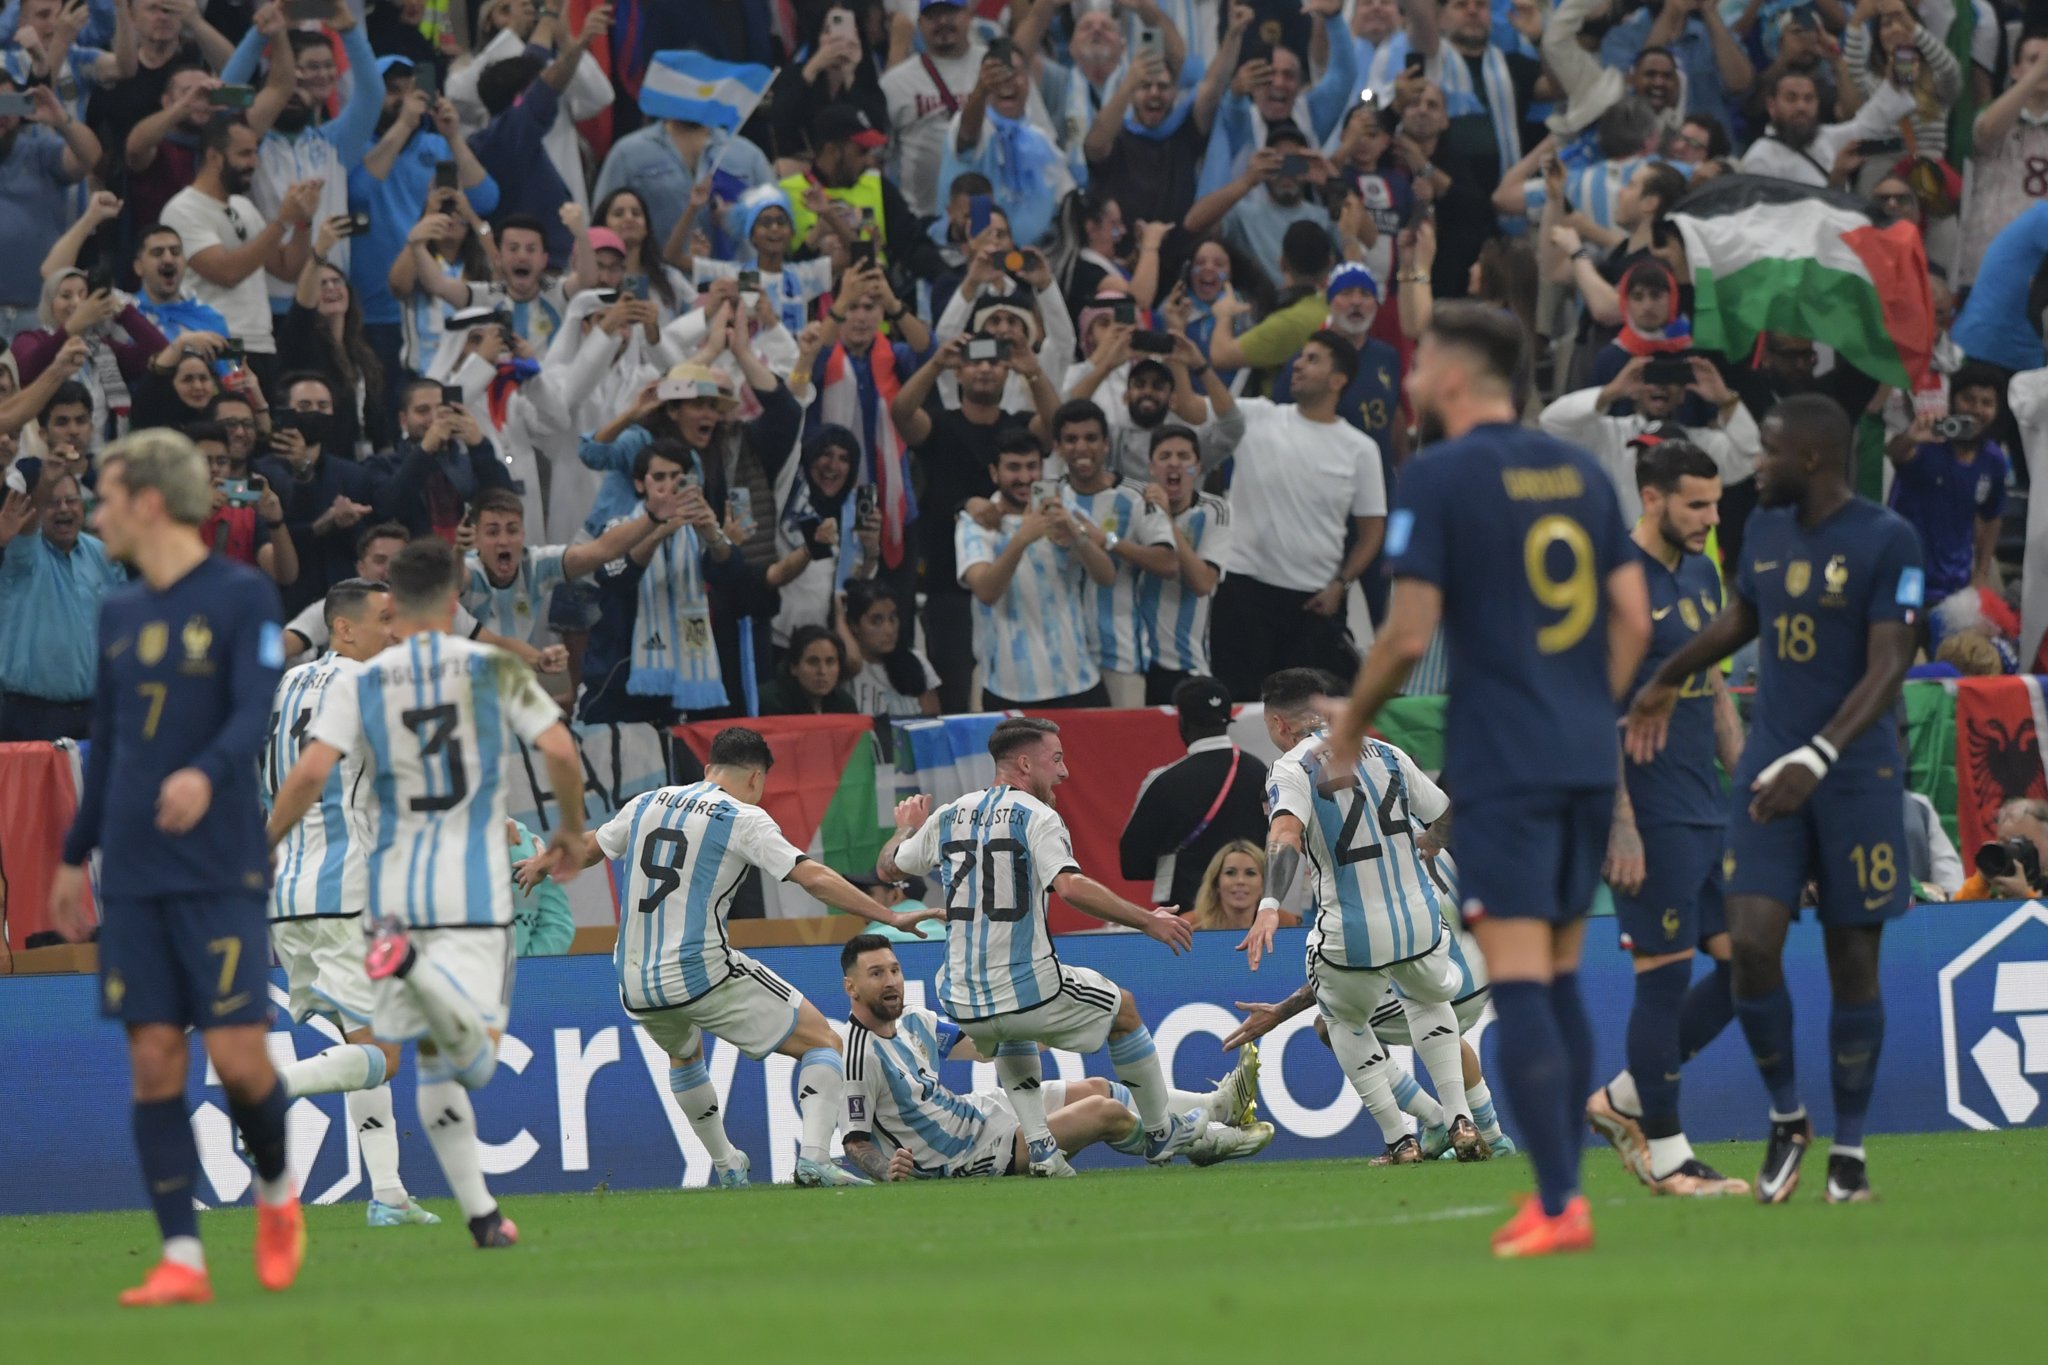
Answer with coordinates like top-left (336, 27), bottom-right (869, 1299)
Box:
top-left (348, 1085), bottom-right (407, 1206)
top-left (667, 1059), bottom-right (733, 1162)
top-left (1607, 1069), bottom-right (1643, 1117)
top-left (1469, 1079), bottom-right (1504, 1142)
top-left (417, 1077), bottom-right (495, 1219)
top-left (1171, 1087), bottom-right (1225, 1123)
top-left (1833, 1144), bottom-right (1866, 1162)
top-left (1326, 1022), bottom-right (1410, 1144)
top-left (1405, 1000), bottom-right (1470, 1125)
top-left (1107, 1026), bottom-right (1172, 1134)
top-left (1390, 1062), bottom-right (1447, 1128)
top-left (795, 1047), bottom-right (842, 1164)
top-left (402, 963), bottom-right (492, 1081)
top-left (281, 1042), bottom-right (383, 1098)
top-left (994, 1043), bottom-right (1053, 1148)
top-left (163, 1235), bottom-right (205, 1272)
top-left (1648, 1132), bottom-right (1696, 1179)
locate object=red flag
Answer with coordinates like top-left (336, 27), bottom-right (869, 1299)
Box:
top-left (1953, 676), bottom-right (2048, 855)
top-left (675, 715), bottom-right (870, 849)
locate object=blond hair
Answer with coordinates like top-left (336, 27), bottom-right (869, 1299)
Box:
top-left (99, 428), bottom-right (211, 525)
top-left (1191, 839), bottom-right (1266, 931)
top-left (1935, 632), bottom-right (1999, 678)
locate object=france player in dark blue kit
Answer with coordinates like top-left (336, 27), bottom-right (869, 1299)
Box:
top-left (1322, 304), bottom-right (1652, 1257)
top-left (1585, 442), bottom-right (1749, 1198)
top-left (47, 431), bottom-right (305, 1307)
top-left (1627, 395), bottom-right (1924, 1207)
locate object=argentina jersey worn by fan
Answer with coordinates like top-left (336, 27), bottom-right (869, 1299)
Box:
top-left (1386, 423), bottom-right (1630, 801)
top-left (1269, 735), bottom-right (1450, 970)
top-left (843, 1007), bottom-right (1008, 1177)
top-left (462, 546), bottom-right (568, 647)
top-left (263, 655), bottom-right (371, 920)
top-left (1736, 500), bottom-right (1925, 772)
top-left (306, 634), bottom-right (562, 928)
top-left (892, 786), bottom-right (1080, 1021)
top-left (1626, 543), bottom-right (1727, 828)
top-left (955, 513), bottom-right (1100, 703)
top-left (1138, 494), bottom-right (1231, 673)
top-left (1061, 479), bottom-right (1174, 673)
top-left (598, 782), bottom-right (806, 1012)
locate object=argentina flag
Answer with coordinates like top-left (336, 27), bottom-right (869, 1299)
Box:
top-left (639, 50), bottom-right (775, 133)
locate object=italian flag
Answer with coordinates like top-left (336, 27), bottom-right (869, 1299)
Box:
top-left (1671, 175), bottom-right (1936, 391)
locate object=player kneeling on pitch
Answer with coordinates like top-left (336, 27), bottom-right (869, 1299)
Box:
top-left (839, 936), bottom-right (1271, 1179)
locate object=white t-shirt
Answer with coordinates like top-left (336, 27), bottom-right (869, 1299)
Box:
top-left (880, 44), bottom-right (987, 218)
top-left (160, 187), bottom-right (281, 353)
top-left (1221, 399), bottom-right (1386, 592)
top-left (846, 648), bottom-right (939, 717)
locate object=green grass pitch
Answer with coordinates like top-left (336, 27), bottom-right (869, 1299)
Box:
top-left (3, 1130), bottom-right (2044, 1363)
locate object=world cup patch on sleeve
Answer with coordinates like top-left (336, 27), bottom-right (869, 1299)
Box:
top-left (1896, 566), bottom-right (1925, 608)
top-left (259, 621), bottom-right (285, 668)
top-left (847, 1095), bottom-right (866, 1124)
top-left (1385, 508), bottom-right (1414, 558)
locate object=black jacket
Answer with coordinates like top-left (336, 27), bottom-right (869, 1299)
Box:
top-left (1119, 736), bottom-right (1271, 916)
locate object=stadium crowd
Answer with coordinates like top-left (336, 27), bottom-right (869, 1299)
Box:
top-left (0, 0), bottom-right (2039, 747)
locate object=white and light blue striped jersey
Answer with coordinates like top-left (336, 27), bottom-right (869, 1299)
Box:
top-left (1137, 493), bottom-right (1230, 673)
top-left (1520, 156), bottom-right (1647, 234)
top-left (597, 781), bottom-right (806, 1011)
top-left (843, 1007), bottom-right (1009, 1177)
top-left (893, 785), bottom-right (1079, 1021)
top-left (955, 512), bottom-right (1100, 703)
top-left (401, 265), bottom-right (489, 376)
top-left (305, 634), bottom-right (562, 929)
top-left (462, 546), bottom-right (568, 648)
top-left (1403, 850), bottom-right (1487, 1000)
top-left (1061, 477), bottom-right (1174, 674)
top-left (1269, 734), bottom-right (1451, 971)
top-left (263, 654), bottom-right (369, 921)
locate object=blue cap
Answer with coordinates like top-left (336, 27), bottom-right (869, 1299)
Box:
top-left (1327, 262), bottom-right (1379, 302)
top-left (733, 184), bottom-right (794, 245)
top-left (375, 55), bottom-right (416, 77)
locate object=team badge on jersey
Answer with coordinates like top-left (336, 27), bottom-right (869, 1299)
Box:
top-left (182, 616), bottom-right (213, 667)
top-left (1785, 561), bottom-right (1810, 597)
top-left (1678, 599), bottom-right (1700, 631)
top-left (138, 621), bottom-right (167, 666)
top-left (1822, 554), bottom-right (1850, 606)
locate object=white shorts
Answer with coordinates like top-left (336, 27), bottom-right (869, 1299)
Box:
top-left (373, 926), bottom-right (515, 1044)
top-left (1311, 932), bottom-right (1463, 1034)
top-left (939, 1089), bottom-right (1024, 1179)
top-left (628, 952), bottom-right (803, 1061)
top-left (272, 916), bottom-right (374, 1027)
top-left (1367, 982), bottom-right (1489, 1047)
top-left (958, 965), bottom-right (1123, 1056)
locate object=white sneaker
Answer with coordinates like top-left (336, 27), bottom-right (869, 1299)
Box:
top-left (1185, 1121), bottom-right (1276, 1167)
top-left (714, 1151), bottom-right (751, 1188)
top-left (1143, 1107), bottom-right (1204, 1165)
top-left (794, 1156), bottom-right (872, 1187)
top-left (1026, 1135), bottom-right (1076, 1177)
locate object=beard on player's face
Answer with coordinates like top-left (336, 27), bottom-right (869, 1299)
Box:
top-left (864, 984), bottom-right (905, 1021)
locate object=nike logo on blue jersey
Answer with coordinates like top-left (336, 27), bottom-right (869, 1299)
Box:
top-left (1651, 606), bottom-right (1674, 620)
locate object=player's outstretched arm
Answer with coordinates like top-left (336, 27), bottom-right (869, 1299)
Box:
top-left (1051, 870), bottom-right (1194, 954)
top-left (875, 794), bottom-right (933, 883)
top-left (1241, 814), bottom-right (1306, 971)
top-left (1321, 578), bottom-right (1441, 759)
top-left (787, 860), bottom-right (942, 938)
top-left (1222, 984), bottom-right (1318, 1051)
top-left (265, 740), bottom-right (344, 848)
top-left (1625, 595), bottom-right (1759, 764)
top-left (515, 831), bottom-right (602, 890)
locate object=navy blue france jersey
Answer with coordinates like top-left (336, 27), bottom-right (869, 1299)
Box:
top-left (62, 556), bottom-right (285, 898)
top-left (1624, 542), bottom-right (1726, 828)
top-left (1734, 500), bottom-right (1924, 775)
top-left (1386, 423), bottom-right (1632, 801)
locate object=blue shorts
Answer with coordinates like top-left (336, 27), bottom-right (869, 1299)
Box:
top-left (1724, 764), bottom-right (1911, 926)
top-left (1613, 822), bottom-right (1727, 954)
top-left (1458, 787), bottom-right (1614, 925)
top-left (98, 893), bottom-right (273, 1029)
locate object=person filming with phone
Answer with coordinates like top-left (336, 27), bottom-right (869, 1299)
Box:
top-left (1883, 363), bottom-right (2009, 603)
top-left (1539, 350), bottom-right (1759, 524)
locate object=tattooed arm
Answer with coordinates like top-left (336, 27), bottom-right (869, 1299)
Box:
top-left (1238, 814), bottom-right (1307, 971)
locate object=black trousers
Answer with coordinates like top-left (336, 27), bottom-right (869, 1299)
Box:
top-left (1209, 575), bottom-right (1358, 703)
top-left (0, 691), bottom-right (94, 742)
top-left (923, 589), bottom-right (977, 716)
top-left (981, 681), bottom-right (1110, 711)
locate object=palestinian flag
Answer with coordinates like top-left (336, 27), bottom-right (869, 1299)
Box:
top-left (677, 716), bottom-right (896, 888)
top-left (1671, 175), bottom-right (1936, 391)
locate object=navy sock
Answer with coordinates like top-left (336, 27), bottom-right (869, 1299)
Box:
top-left (1491, 980), bottom-right (1578, 1217)
top-left (228, 1080), bottom-right (291, 1185)
top-left (133, 1098), bottom-right (200, 1245)
top-left (1678, 958), bottom-right (1737, 1063)
top-left (1550, 973), bottom-right (1593, 1165)
top-left (1734, 983), bottom-right (1801, 1115)
top-left (1627, 959), bottom-right (1692, 1139)
top-left (1829, 998), bottom-right (1886, 1149)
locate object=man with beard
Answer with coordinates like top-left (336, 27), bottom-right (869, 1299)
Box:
top-left (350, 57), bottom-right (500, 389)
top-left (1210, 330), bottom-right (1386, 701)
top-left (782, 103), bottom-right (946, 282)
top-left (1084, 42), bottom-right (1237, 230)
top-left (891, 329), bottom-right (1061, 712)
top-left (131, 223), bottom-right (230, 345)
top-left (1198, 0), bottom-right (1357, 200)
top-left (1624, 395), bottom-right (1923, 1207)
top-left (161, 118), bottom-right (325, 394)
top-left (1066, 322), bottom-right (1243, 483)
top-left (1030, 3), bottom-right (1127, 187)
top-left (1585, 440), bottom-right (1750, 1199)
top-left (0, 73), bottom-right (100, 342)
top-left (265, 374), bottom-right (390, 611)
top-left (379, 375), bottom-right (515, 541)
top-left (217, 3), bottom-right (378, 319)
top-left (489, 215), bottom-right (568, 350)
top-left (1542, 0), bottom-right (1688, 139)
top-left (1540, 352), bottom-right (1759, 524)
top-left (126, 47), bottom-right (291, 238)
top-left (1271, 263), bottom-right (1406, 464)
top-left (1183, 132), bottom-right (1335, 299)
top-left (0, 471), bottom-right (122, 741)
top-left (1598, 0), bottom-right (1754, 130)
top-left (1738, 67), bottom-right (1914, 189)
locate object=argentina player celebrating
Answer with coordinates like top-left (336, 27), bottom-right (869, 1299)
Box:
top-left (534, 726), bottom-right (940, 1188)
top-left (878, 717), bottom-right (1203, 1178)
